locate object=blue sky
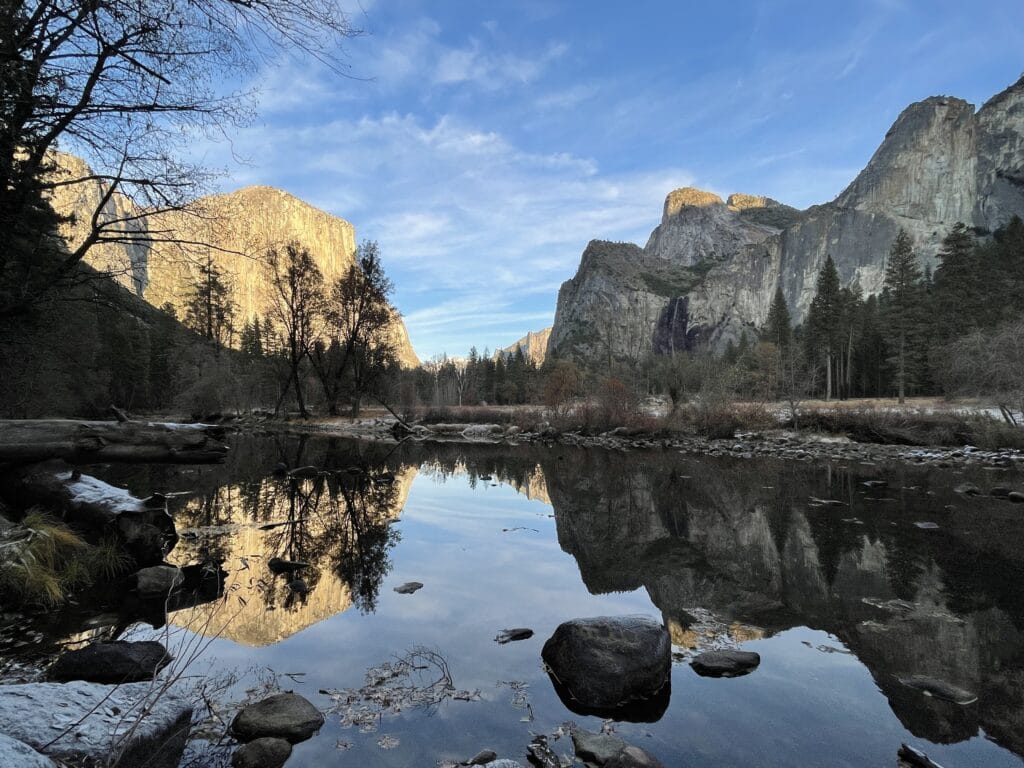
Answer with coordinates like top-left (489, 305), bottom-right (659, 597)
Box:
top-left (193, 0), bottom-right (1024, 360)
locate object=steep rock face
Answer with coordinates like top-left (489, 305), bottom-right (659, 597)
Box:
top-left (48, 153), bottom-right (149, 296)
top-left (47, 158), bottom-right (420, 367)
top-left (495, 327), bottom-right (552, 365)
top-left (551, 78), bottom-right (1024, 361)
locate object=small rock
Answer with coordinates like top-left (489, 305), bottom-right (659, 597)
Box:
top-left (267, 557), bottom-right (309, 574)
top-left (913, 521), bottom-right (940, 530)
top-left (464, 748), bottom-right (498, 765)
top-left (231, 693), bottom-right (324, 743)
top-left (482, 762), bottom-right (523, 768)
top-left (394, 581), bottom-right (423, 594)
top-left (134, 565), bottom-right (184, 596)
top-left (898, 743), bottom-right (944, 768)
top-left (989, 486), bottom-right (1011, 498)
top-left (231, 737), bottom-right (292, 768)
top-left (898, 675), bottom-right (977, 704)
top-left (48, 640), bottom-right (171, 684)
top-left (571, 726), bottom-right (627, 764)
top-left (1008, 491), bottom-right (1024, 504)
top-left (690, 649), bottom-right (761, 678)
top-left (954, 483), bottom-right (981, 496)
top-left (606, 745), bottom-right (666, 768)
top-left (494, 628), bottom-right (534, 644)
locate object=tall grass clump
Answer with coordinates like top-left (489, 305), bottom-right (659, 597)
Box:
top-left (0, 510), bottom-right (132, 608)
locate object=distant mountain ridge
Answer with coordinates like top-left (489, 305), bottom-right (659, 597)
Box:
top-left (549, 75), bottom-right (1024, 363)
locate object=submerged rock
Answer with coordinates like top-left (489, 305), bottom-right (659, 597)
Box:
top-left (954, 483), bottom-right (981, 496)
top-left (231, 737), bottom-right (292, 768)
top-left (495, 628), bottom-right (534, 644)
top-left (605, 745), bottom-right (666, 768)
top-left (48, 640), bottom-right (171, 684)
top-left (690, 649), bottom-right (761, 678)
top-left (0, 680), bottom-right (192, 768)
top-left (898, 743), bottom-right (945, 768)
top-left (134, 565), bottom-right (184, 596)
top-left (570, 726), bottom-right (627, 764)
top-left (231, 692), bottom-right (324, 743)
top-left (267, 557), bottom-right (309, 574)
top-left (1008, 491), bottom-right (1024, 503)
top-left (394, 581), bottom-right (424, 594)
top-left (541, 616), bottom-right (671, 712)
top-left (463, 748), bottom-right (498, 764)
top-left (898, 675), bottom-right (977, 704)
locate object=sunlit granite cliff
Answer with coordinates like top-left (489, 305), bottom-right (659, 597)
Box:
top-left (47, 156), bottom-right (420, 367)
top-left (550, 76), bottom-right (1024, 361)
top-left (495, 327), bottom-right (552, 365)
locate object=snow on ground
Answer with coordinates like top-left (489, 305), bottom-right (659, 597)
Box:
top-left (59, 473), bottom-right (142, 513)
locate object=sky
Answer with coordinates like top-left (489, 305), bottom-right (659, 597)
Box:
top-left (190, 0), bottom-right (1024, 360)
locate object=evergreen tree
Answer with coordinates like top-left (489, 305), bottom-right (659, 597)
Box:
top-left (183, 253), bottom-right (236, 348)
top-left (805, 255), bottom-right (843, 400)
top-left (932, 223), bottom-right (979, 342)
top-left (764, 286), bottom-right (792, 348)
top-left (880, 229), bottom-right (924, 403)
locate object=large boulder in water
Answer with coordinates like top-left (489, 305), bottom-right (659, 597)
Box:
top-left (48, 640), bottom-right (171, 684)
top-left (541, 616), bottom-right (671, 716)
top-left (231, 693), bottom-right (324, 743)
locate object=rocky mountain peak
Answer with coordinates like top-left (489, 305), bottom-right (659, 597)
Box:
top-left (663, 187), bottom-right (725, 218)
top-left (726, 193), bottom-right (783, 211)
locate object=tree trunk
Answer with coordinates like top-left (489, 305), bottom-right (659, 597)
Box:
top-left (0, 420), bottom-right (228, 464)
top-left (825, 344), bottom-right (832, 401)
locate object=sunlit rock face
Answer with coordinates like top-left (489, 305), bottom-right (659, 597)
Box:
top-left (495, 327), bottom-right (552, 365)
top-left (551, 77), bottom-right (1024, 361)
top-left (47, 153), bottom-right (150, 295)
top-left (46, 156), bottom-right (420, 367)
top-left (167, 466), bottom-right (417, 647)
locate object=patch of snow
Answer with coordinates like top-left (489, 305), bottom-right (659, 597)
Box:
top-left (60, 473), bottom-right (142, 514)
top-left (145, 422), bottom-right (212, 431)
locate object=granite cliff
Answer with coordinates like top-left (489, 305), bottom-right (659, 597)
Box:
top-left (495, 327), bottom-right (552, 365)
top-left (48, 155), bottom-right (420, 367)
top-left (549, 76), bottom-right (1024, 363)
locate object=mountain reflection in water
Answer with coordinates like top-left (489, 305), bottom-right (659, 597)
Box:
top-left (14, 435), bottom-right (1023, 766)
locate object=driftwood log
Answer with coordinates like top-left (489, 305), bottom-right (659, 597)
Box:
top-left (0, 419), bottom-right (228, 465)
top-left (7, 462), bottom-right (178, 565)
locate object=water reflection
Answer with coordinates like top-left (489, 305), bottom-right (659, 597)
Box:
top-left (7, 436), bottom-right (1022, 764)
top-left (167, 461), bottom-right (414, 646)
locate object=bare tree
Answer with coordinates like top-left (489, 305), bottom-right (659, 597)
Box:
top-left (938, 320), bottom-right (1024, 425)
top-left (311, 241), bottom-right (398, 417)
top-left (0, 0), bottom-right (359, 316)
top-left (266, 242), bottom-right (325, 418)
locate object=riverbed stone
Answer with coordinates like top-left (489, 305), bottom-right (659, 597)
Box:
top-left (48, 640), bottom-right (171, 683)
top-left (134, 564), bottom-right (184, 595)
top-left (231, 737), bottom-right (292, 768)
top-left (690, 649), bottom-right (761, 678)
top-left (0, 734), bottom-right (57, 767)
top-left (605, 745), bottom-right (666, 768)
top-left (570, 725), bottom-right (627, 764)
top-left (898, 675), bottom-right (977, 704)
top-left (465, 748), bottom-right (498, 764)
top-left (231, 692), bottom-right (324, 743)
top-left (1008, 491), bottom-right (1024, 503)
top-left (541, 616), bottom-right (671, 710)
top-left (482, 761), bottom-right (523, 768)
top-left (0, 680), bottom-right (192, 768)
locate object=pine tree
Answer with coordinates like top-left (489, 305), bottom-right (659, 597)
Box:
top-left (932, 223), bottom-right (978, 342)
top-left (183, 252), bottom-right (236, 349)
top-left (764, 285), bottom-right (792, 348)
top-left (805, 255), bottom-right (843, 400)
top-left (881, 229), bottom-right (924, 403)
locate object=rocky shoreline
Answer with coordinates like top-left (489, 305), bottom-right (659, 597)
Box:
top-left (255, 416), bottom-right (1024, 472)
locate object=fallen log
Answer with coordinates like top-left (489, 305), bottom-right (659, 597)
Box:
top-left (0, 419), bottom-right (228, 465)
top-left (8, 462), bottom-right (178, 565)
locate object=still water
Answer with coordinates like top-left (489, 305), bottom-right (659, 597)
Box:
top-left (12, 436), bottom-right (1024, 766)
